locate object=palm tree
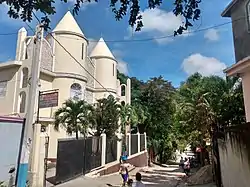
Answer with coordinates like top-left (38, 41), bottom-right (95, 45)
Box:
top-left (92, 95), bottom-right (120, 139)
top-left (54, 99), bottom-right (95, 139)
top-left (119, 102), bottom-right (140, 159)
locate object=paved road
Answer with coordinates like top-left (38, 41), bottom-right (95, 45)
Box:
top-left (96, 165), bottom-right (184, 187)
top-left (55, 165), bottom-right (184, 187)
top-left (55, 164), bottom-right (215, 187)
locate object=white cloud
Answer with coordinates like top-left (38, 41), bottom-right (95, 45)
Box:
top-left (112, 49), bottom-right (129, 75)
top-left (127, 8), bottom-right (193, 44)
top-left (117, 60), bottom-right (129, 75)
top-left (141, 8), bottom-right (182, 34)
top-left (204, 28), bottom-right (219, 41)
top-left (154, 37), bottom-right (174, 44)
top-left (182, 53), bottom-right (226, 76)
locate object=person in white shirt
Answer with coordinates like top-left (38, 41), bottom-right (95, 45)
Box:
top-left (132, 172), bottom-right (145, 187)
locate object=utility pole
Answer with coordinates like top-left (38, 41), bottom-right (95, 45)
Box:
top-left (17, 24), bottom-right (44, 187)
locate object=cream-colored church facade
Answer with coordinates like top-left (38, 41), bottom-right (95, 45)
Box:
top-left (0, 11), bottom-right (131, 159)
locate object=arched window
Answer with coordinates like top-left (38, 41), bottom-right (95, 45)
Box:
top-left (21, 67), bottom-right (29, 88)
top-left (70, 83), bottom-right (82, 100)
top-left (121, 85), bottom-right (126, 96)
top-left (19, 91), bottom-right (26, 113)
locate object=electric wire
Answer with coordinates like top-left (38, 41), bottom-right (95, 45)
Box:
top-left (28, 13), bottom-right (114, 95)
top-left (0, 15), bottom-right (247, 43)
top-left (47, 32), bottom-right (114, 95)
top-left (1, 11), bottom-right (246, 97)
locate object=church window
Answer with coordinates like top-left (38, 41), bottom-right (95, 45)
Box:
top-left (19, 91), bottom-right (26, 113)
top-left (25, 50), bottom-right (28, 59)
top-left (121, 85), bottom-right (126, 96)
top-left (113, 63), bottom-right (115, 76)
top-left (81, 43), bottom-right (84, 60)
top-left (70, 83), bottom-right (82, 100)
top-left (21, 67), bottom-right (29, 88)
top-left (0, 81), bottom-right (7, 97)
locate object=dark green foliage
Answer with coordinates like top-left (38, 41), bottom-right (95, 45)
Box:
top-left (117, 70), bottom-right (128, 85)
top-left (92, 95), bottom-right (120, 139)
top-left (54, 99), bottom-right (95, 139)
top-left (53, 71), bottom-right (245, 164)
top-left (174, 73), bottom-right (245, 149)
top-left (1, 0), bottom-right (201, 34)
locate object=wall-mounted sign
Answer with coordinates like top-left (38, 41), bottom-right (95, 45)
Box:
top-left (39, 91), bottom-right (59, 109)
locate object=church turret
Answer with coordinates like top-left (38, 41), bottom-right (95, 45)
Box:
top-left (51, 11), bottom-right (89, 106)
top-left (52, 11), bottom-right (88, 77)
top-left (90, 38), bottom-right (117, 99)
top-left (15, 27), bottom-right (27, 61)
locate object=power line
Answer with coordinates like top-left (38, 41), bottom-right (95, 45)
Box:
top-left (24, 22), bottom-right (36, 34)
top-left (0, 15), bottom-right (241, 42)
top-left (30, 13), bottom-right (114, 95)
top-left (8, 11), bottom-right (239, 97)
top-left (0, 29), bottom-right (33, 36)
top-left (58, 20), bottom-right (233, 43)
top-left (47, 32), bottom-right (113, 94)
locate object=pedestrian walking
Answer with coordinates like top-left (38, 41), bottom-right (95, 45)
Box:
top-left (180, 157), bottom-right (184, 169)
top-left (119, 159), bottom-right (129, 186)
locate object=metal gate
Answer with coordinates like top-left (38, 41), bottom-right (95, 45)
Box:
top-left (131, 134), bottom-right (138, 155)
top-left (55, 136), bottom-right (102, 184)
top-left (106, 138), bottom-right (117, 164)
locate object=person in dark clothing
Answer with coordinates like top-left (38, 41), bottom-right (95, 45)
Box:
top-left (183, 157), bottom-right (190, 176)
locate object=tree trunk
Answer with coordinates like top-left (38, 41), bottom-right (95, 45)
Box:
top-left (125, 122), bottom-right (128, 150)
top-left (75, 123), bottom-right (79, 140)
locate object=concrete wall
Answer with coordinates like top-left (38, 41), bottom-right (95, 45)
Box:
top-left (230, 0), bottom-right (250, 62)
top-left (218, 124), bottom-right (250, 187)
top-left (94, 57), bottom-right (117, 91)
top-left (241, 72), bottom-right (250, 122)
top-left (53, 34), bottom-right (87, 77)
top-left (98, 151), bottom-right (148, 176)
top-left (0, 67), bottom-right (20, 115)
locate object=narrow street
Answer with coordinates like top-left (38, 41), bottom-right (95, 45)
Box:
top-left (57, 164), bottom-right (186, 187)
top-left (56, 164), bottom-right (217, 187)
top-left (99, 165), bottom-right (184, 187)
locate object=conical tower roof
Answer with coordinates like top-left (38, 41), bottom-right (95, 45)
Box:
top-left (53, 11), bottom-right (84, 36)
top-left (90, 38), bottom-right (115, 59)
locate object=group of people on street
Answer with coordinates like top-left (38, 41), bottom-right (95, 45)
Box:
top-left (119, 155), bottom-right (145, 187)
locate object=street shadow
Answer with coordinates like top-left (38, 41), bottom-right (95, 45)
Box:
top-left (123, 168), bottom-right (184, 187)
top-left (142, 168), bottom-right (184, 176)
top-left (141, 174), bottom-right (182, 187)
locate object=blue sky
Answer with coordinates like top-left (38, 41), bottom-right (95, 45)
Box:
top-left (0, 0), bottom-right (234, 86)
